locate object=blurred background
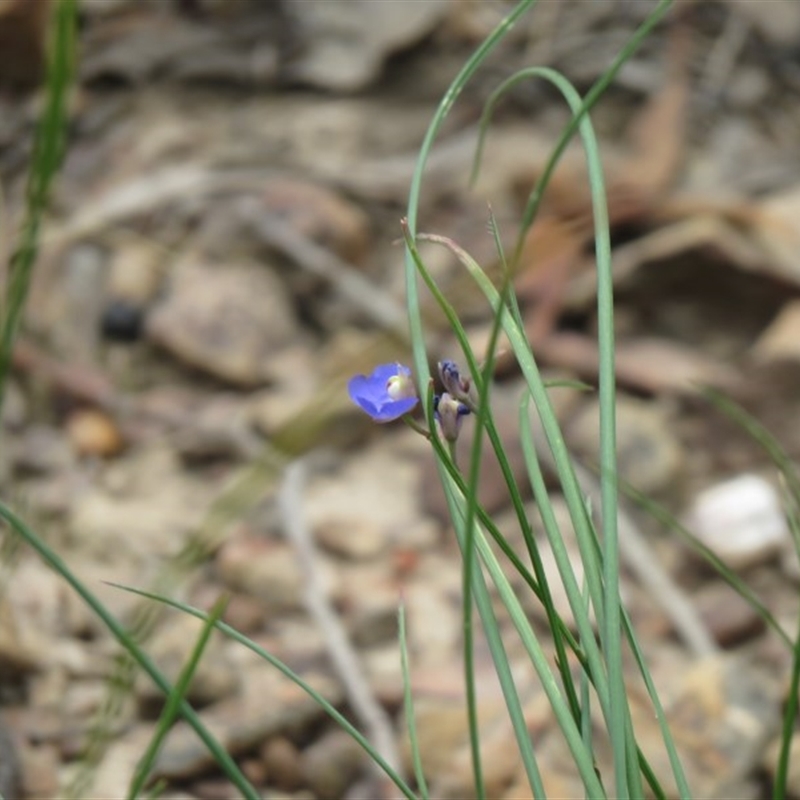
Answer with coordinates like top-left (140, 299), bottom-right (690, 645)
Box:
top-left (2, 1), bottom-right (800, 798)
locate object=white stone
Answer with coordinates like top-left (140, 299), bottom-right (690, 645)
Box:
top-left (687, 474), bottom-right (790, 569)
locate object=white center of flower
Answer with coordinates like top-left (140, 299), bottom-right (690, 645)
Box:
top-left (386, 374), bottom-right (414, 400)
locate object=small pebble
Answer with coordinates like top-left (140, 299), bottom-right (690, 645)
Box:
top-left (100, 299), bottom-right (144, 343)
top-left (261, 736), bottom-right (303, 791)
top-left (694, 582), bottom-right (765, 647)
top-left (686, 474), bottom-right (790, 569)
top-left (65, 408), bottom-right (125, 458)
top-left (301, 730), bottom-right (367, 800)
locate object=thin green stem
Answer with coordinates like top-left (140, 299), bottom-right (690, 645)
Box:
top-left (0, 0), bottom-right (77, 415)
top-left (128, 597), bottom-right (228, 800)
top-left (405, 224), bottom-right (584, 729)
top-left (404, 0), bottom-right (537, 395)
top-left (399, 603), bottom-right (429, 800)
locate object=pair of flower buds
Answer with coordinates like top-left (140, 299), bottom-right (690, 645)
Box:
top-left (348, 360), bottom-right (473, 441)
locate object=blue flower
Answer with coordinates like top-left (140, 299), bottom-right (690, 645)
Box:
top-left (348, 363), bottom-right (418, 423)
top-left (434, 392), bottom-right (471, 441)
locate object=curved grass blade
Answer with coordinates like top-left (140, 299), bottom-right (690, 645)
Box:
top-left (0, 503), bottom-right (259, 800)
top-left (413, 224), bottom-right (681, 796)
top-left (404, 0), bottom-right (538, 394)
top-left (109, 584), bottom-right (418, 800)
top-left (422, 54), bottom-right (638, 791)
top-left (128, 596), bottom-right (229, 800)
top-left (623, 483), bottom-right (791, 649)
top-left (471, 0), bottom-right (673, 267)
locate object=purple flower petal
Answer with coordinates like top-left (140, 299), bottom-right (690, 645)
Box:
top-left (348, 363), bottom-right (418, 423)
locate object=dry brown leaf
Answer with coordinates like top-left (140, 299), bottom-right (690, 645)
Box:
top-left (535, 332), bottom-right (738, 395)
top-left (752, 300), bottom-right (800, 363)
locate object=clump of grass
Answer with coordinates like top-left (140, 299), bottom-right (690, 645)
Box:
top-left (403, 0), bottom-right (684, 797)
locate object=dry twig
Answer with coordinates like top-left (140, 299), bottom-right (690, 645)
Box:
top-left (243, 200), bottom-right (408, 337)
top-left (278, 459), bottom-right (404, 797)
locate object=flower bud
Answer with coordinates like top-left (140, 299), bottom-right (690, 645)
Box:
top-left (438, 359), bottom-right (476, 406)
top-left (434, 392), bottom-right (471, 442)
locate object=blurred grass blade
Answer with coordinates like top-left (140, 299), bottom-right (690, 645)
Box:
top-left (624, 482), bottom-right (792, 649)
top-left (772, 484), bottom-right (800, 800)
top-left (128, 596), bottom-right (229, 800)
top-left (427, 54), bottom-right (641, 791)
top-left (398, 602), bottom-right (429, 800)
top-left (695, 388), bottom-right (800, 798)
top-left (0, 502), bottom-right (259, 800)
top-left (0, 0), bottom-right (78, 414)
top-left (701, 387), bottom-right (800, 502)
top-left (773, 492), bottom-right (800, 799)
top-left (111, 583), bottom-right (419, 800)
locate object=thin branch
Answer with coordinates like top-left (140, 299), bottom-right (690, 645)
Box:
top-left (243, 201), bottom-right (409, 337)
top-left (278, 459), bottom-right (404, 795)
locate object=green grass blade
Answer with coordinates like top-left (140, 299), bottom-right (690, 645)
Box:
top-left (578, 583), bottom-right (602, 800)
top-left (427, 405), bottom-right (600, 794)
top-left (422, 378), bottom-right (487, 798)
top-left (128, 596), bottom-right (229, 800)
top-left (425, 54), bottom-right (642, 791)
top-left (414, 226), bottom-right (671, 795)
top-left (621, 601), bottom-right (690, 798)
top-left (433, 467), bottom-right (549, 800)
top-left (110, 584), bottom-right (418, 800)
top-left (423, 382), bottom-right (547, 796)
top-left (773, 521), bottom-right (800, 800)
top-left (416, 231), bottom-right (607, 630)
top-left (0, 0), bottom-right (77, 413)
top-left (624, 483), bottom-right (792, 649)
top-left (693, 389), bottom-right (800, 799)
top-left (404, 0), bottom-right (537, 395)
top-left (518, 392), bottom-right (610, 706)
top-left (471, 0), bottom-right (673, 266)
top-left (472, 508), bottom-right (606, 797)
top-left (702, 387), bottom-right (800, 501)
top-left (486, 212), bottom-right (583, 727)
top-left (398, 602), bottom-right (429, 800)
top-left (405, 222), bottom-right (585, 732)
top-left (0, 503), bottom-right (259, 800)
